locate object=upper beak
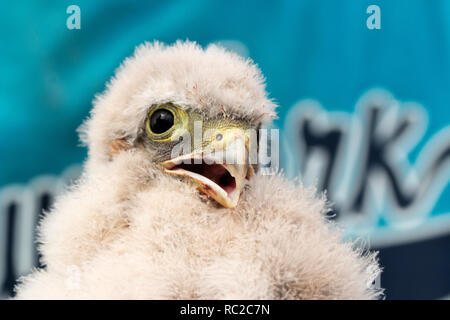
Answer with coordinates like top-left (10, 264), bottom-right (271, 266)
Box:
top-left (161, 129), bottom-right (254, 208)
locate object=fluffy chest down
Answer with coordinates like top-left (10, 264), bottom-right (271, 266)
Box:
top-left (64, 185), bottom-right (266, 299)
top-left (14, 171), bottom-right (381, 300)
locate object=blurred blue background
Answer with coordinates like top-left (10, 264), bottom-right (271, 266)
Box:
top-left (1, 0), bottom-right (449, 299)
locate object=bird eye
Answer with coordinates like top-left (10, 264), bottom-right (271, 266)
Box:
top-left (149, 108), bottom-right (174, 134)
top-left (146, 104), bottom-right (189, 142)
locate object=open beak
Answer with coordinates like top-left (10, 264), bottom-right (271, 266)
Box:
top-left (161, 129), bottom-right (254, 208)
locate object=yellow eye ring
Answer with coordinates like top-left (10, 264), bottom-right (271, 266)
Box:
top-left (146, 103), bottom-right (188, 142)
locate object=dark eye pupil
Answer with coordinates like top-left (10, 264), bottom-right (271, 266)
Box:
top-left (150, 109), bottom-right (174, 134)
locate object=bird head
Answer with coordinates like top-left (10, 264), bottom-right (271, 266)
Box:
top-left (80, 41), bottom-right (277, 208)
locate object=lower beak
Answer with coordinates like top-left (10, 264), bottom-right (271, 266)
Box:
top-left (160, 134), bottom-right (254, 208)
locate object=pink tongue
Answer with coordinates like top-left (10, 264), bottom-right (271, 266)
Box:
top-left (201, 164), bottom-right (236, 195)
top-left (222, 183), bottom-right (236, 195)
top-left (201, 164), bottom-right (227, 183)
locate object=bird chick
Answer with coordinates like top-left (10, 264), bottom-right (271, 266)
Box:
top-left (14, 41), bottom-right (382, 300)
